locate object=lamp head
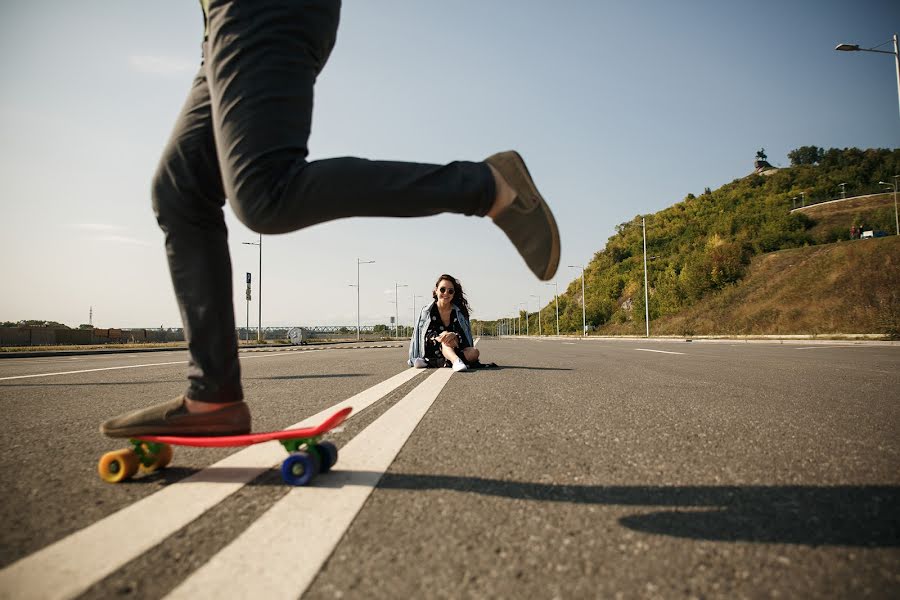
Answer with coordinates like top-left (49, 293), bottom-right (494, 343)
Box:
top-left (835, 43), bottom-right (860, 51)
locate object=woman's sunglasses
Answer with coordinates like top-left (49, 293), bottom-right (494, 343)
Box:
top-left (439, 287), bottom-right (455, 295)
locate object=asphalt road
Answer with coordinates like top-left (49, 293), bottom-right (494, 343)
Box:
top-left (0, 338), bottom-right (897, 599)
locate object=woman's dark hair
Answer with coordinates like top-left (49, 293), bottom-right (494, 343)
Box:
top-left (432, 273), bottom-right (471, 318)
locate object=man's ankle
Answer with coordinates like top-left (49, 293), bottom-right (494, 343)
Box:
top-left (185, 397), bottom-right (238, 414)
top-left (486, 164), bottom-right (515, 219)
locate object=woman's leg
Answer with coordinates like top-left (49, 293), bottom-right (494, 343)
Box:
top-left (462, 347), bottom-right (480, 363)
top-left (440, 342), bottom-right (461, 364)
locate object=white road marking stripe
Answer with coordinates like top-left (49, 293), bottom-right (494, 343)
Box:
top-left (562, 342), bottom-right (576, 345)
top-left (0, 368), bottom-right (422, 600)
top-left (635, 348), bottom-right (685, 355)
top-left (0, 350), bottom-right (319, 381)
top-left (165, 368), bottom-right (454, 600)
top-left (0, 361), bottom-right (187, 381)
top-left (795, 345), bottom-right (860, 350)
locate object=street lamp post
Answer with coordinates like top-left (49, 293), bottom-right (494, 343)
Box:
top-left (642, 217), bottom-right (650, 338)
top-left (242, 234), bottom-right (262, 341)
top-left (835, 33), bottom-right (900, 121)
top-left (394, 283), bottom-right (408, 338)
top-left (546, 282), bottom-right (559, 336)
top-left (355, 258), bottom-right (375, 340)
top-left (412, 294), bottom-right (424, 336)
top-left (879, 177), bottom-right (900, 235)
top-left (522, 304), bottom-right (529, 336)
top-left (530, 294), bottom-right (542, 336)
top-left (569, 264), bottom-right (586, 336)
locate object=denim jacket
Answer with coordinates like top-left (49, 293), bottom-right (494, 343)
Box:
top-left (407, 301), bottom-right (474, 366)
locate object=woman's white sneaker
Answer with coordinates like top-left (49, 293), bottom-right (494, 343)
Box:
top-left (452, 359), bottom-right (469, 372)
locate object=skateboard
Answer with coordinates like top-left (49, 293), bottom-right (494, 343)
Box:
top-left (97, 406), bottom-right (352, 487)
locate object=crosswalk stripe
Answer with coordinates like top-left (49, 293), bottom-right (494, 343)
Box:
top-left (0, 368), bottom-right (422, 600)
top-left (165, 368), bottom-right (454, 599)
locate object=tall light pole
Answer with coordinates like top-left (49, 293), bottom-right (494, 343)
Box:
top-left (530, 294), bottom-right (542, 336)
top-left (517, 306), bottom-right (522, 336)
top-left (836, 34), bottom-right (900, 121)
top-left (642, 217), bottom-right (650, 338)
top-left (878, 177), bottom-right (900, 235)
top-left (242, 234), bottom-right (262, 341)
top-left (569, 264), bottom-right (586, 336)
top-left (412, 294), bottom-right (424, 336)
top-left (521, 304), bottom-right (529, 336)
top-left (546, 282), bottom-right (559, 336)
top-left (355, 258), bottom-right (375, 340)
top-left (394, 283), bottom-right (408, 338)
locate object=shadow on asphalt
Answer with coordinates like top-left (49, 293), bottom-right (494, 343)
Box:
top-left (125, 468), bottom-right (899, 548)
top-left (377, 474), bottom-right (899, 548)
top-left (488, 366), bottom-right (573, 371)
top-left (243, 373), bottom-right (371, 380)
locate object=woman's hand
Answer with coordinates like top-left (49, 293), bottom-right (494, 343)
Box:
top-left (438, 331), bottom-right (459, 348)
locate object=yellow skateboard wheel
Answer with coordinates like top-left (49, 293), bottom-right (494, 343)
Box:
top-left (98, 449), bottom-right (140, 483)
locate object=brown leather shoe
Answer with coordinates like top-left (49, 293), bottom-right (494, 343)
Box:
top-left (485, 150), bottom-right (560, 280)
top-left (100, 396), bottom-right (251, 438)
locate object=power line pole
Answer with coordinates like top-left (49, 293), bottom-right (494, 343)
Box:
top-left (642, 217), bottom-right (650, 338)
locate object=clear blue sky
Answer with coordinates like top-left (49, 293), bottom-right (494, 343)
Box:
top-left (1, 1), bottom-right (898, 329)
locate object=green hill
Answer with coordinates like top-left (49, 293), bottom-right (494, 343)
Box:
top-left (524, 147), bottom-right (900, 337)
top-left (605, 236), bottom-right (900, 337)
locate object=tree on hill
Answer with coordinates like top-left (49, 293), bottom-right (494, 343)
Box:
top-left (788, 145), bottom-right (824, 166)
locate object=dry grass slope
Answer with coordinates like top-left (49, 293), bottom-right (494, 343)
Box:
top-left (653, 236), bottom-right (900, 337)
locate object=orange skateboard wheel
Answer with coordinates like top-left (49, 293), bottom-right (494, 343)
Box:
top-left (98, 449), bottom-right (140, 483)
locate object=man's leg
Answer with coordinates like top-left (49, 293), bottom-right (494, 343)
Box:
top-left (101, 69), bottom-right (250, 438)
top-left (204, 0), bottom-right (495, 237)
top-left (151, 71), bottom-right (243, 406)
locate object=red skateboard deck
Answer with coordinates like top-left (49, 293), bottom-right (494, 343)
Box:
top-left (135, 406), bottom-right (351, 447)
top-left (98, 407), bottom-right (352, 486)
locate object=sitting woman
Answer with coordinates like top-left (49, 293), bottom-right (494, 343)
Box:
top-left (408, 273), bottom-right (480, 371)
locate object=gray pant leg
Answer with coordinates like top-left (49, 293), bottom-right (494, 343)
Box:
top-left (152, 72), bottom-right (243, 403)
top-left (205, 0), bottom-right (495, 235)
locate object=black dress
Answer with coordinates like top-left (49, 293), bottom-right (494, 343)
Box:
top-left (422, 303), bottom-right (471, 368)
